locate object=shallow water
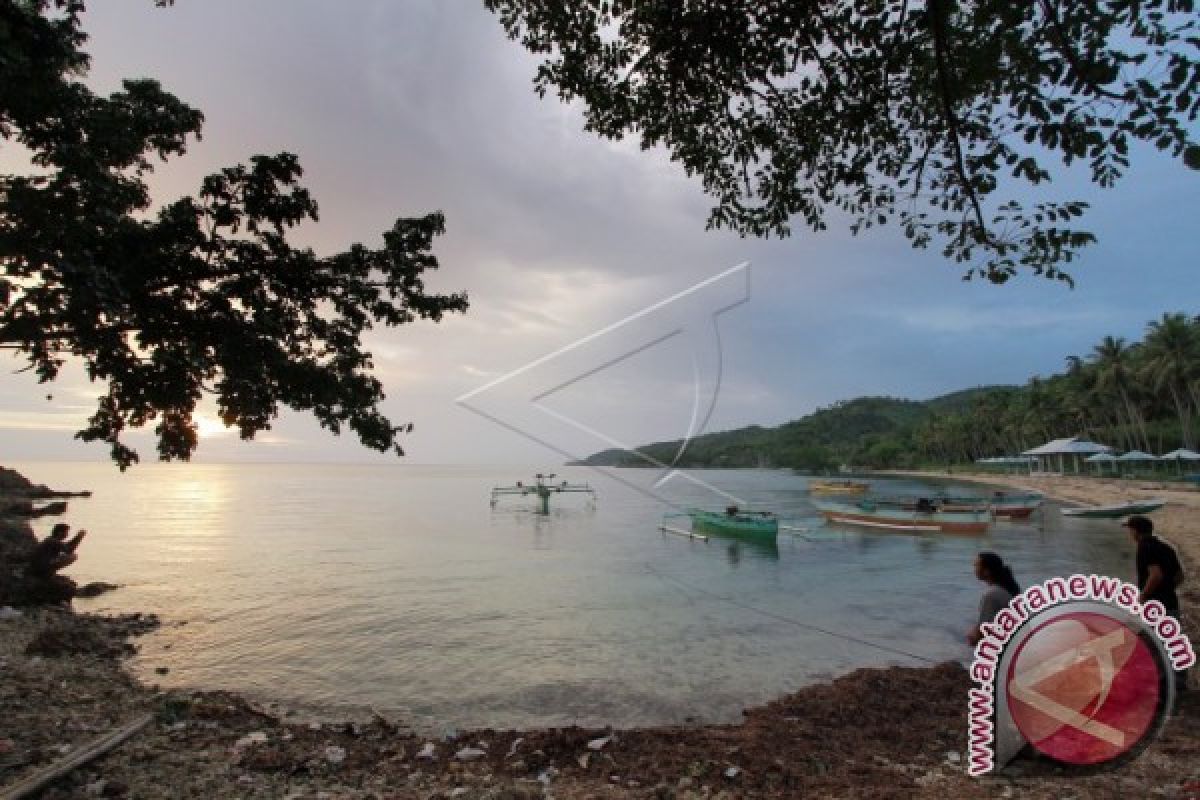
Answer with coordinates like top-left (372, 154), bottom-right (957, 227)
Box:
top-left (15, 462), bottom-right (1133, 731)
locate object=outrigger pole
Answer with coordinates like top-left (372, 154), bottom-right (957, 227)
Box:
top-left (490, 473), bottom-right (596, 515)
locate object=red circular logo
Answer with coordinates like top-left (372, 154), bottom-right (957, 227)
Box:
top-left (1005, 611), bottom-right (1165, 766)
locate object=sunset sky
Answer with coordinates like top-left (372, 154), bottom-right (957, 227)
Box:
top-left (2, 1), bottom-right (1197, 466)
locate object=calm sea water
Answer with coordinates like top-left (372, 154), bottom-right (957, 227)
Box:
top-left (13, 462), bottom-right (1132, 731)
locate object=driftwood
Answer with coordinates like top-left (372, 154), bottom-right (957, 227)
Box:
top-left (0, 713), bottom-right (153, 800)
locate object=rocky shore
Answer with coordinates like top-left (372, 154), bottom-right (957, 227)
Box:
top-left (2, 468), bottom-right (1199, 798)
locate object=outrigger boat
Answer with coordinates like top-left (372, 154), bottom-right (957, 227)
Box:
top-left (1061, 498), bottom-right (1166, 519)
top-left (876, 490), bottom-right (1043, 519)
top-left (808, 479), bottom-right (870, 495)
top-left (813, 498), bottom-right (992, 534)
top-left (490, 473), bottom-right (596, 515)
top-left (688, 506), bottom-right (779, 537)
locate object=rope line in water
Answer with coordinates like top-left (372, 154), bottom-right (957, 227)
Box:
top-left (643, 563), bottom-right (941, 665)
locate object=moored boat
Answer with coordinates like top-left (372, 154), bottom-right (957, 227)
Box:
top-left (687, 507), bottom-right (779, 537)
top-left (813, 498), bottom-right (992, 534)
top-left (1061, 499), bottom-right (1166, 518)
top-left (928, 490), bottom-right (1044, 519)
top-left (808, 479), bottom-right (870, 495)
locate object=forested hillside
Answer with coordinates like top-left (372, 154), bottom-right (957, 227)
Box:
top-left (576, 313), bottom-right (1200, 470)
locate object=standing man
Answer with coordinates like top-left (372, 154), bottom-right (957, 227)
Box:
top-left (1124, 514), bottom-right (1187, 690)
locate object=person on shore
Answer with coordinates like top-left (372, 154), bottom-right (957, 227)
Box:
top-left (1124, 514), bottom-right (1187, 691)
top-left (967, 552), bottom-right (1020, 646)
top-left (1124, 515), bottom-right (1184, 614)
top-left (26, 523), bottom-right (87, 579)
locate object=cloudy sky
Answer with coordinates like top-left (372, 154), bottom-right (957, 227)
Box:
top-left (2, 1), bottom-right (1197, 466)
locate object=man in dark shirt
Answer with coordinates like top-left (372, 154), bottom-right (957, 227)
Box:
top-left (1124, 515), bottom-right (1182, 613)
top-left (26, 523), bottom-right (87, 580)
top-left (1125, 514), bottom-right (1188, 692)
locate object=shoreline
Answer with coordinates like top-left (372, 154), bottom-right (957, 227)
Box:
top-left (3, 469), bottom-right (1199, 798)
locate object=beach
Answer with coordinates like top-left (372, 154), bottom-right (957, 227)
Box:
top-left (2, 468), bottom-right (1199, 799)
top-left (900, 469), bottom-right (1200, 636)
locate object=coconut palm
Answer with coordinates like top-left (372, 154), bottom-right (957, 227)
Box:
top-left (1142, 313), bottom-right (1198, 448)
top-left (1092, 336), bottom-right (1152, 452)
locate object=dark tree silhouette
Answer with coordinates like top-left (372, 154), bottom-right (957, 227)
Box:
top-left (0, 1), bottom-right (468, 467)
top-left (487, 0), bottom-right (1200, 284)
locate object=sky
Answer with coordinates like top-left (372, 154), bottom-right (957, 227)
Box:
top-left (1, 1), bottom-right (1197, 466)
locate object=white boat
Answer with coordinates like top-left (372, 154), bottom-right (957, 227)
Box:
top-left (1060, 499), bottom-right (1166, 519)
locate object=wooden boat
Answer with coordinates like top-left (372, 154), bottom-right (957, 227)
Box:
top-left (813, 498), bottom-right (992, 534)
top-left (1061, 499), bottom-right (1166, 518)
top-left (808, 479), bottom-right (870, 495)
top-left (872, 491), bottom-right (1041, 519)
top-left (687, 507), bottom-right (779, 537)
top-left (926, 491), bottom-right (1044, 519)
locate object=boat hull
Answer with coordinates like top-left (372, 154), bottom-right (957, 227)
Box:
top-left (1061, 500), bottom-right (1166, 518)
top-left (814, 500), bottom-right (991, 534)
top-left (809, 480), bottom-right (870, 495)
top-left (934, 492), bottom-right (1043, 519)
top-left (688, 509), bottom-right (779, 537)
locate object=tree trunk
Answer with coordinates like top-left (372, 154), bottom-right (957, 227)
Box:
top-left (1120, 389), bottom-right (1151, 452)
top-left (1168, 384), bottom-right (1193, 449)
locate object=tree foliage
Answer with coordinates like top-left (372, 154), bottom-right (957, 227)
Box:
top-left (487, 0), bottom-right (1200, 284)
top-left (0, 1), bottom-right (468, 467)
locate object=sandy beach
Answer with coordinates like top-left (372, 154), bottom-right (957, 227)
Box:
top-left (898, 470), bottom-right (1200, 637)
top-left (2, 469), bottom-right (1199, 799)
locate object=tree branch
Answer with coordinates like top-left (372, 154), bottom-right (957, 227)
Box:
top-left (1038, 0), bottom-right (1125, 101)
top-left (927, 0), bottom-right (990, 243)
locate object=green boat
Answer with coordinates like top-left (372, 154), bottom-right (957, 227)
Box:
top-left (1061, 499), bottom-right (1166, 518)
top-left (687, 507), bottom-right (779, 537)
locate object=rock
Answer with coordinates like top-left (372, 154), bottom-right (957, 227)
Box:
top-left (75, 582), bottom-right (120, 598)
top-left (417, 742), bottom-right (437, 760)
top-left (101, 781), bottom-right (129, 797)
top-left (944, 750), bottom-right (961, 764)
top-left (505, 737), bottom-right (523, 758)
top-left (450, 789), bottom-right (469, 798)
top-left (0, 606), bottom-right (21, 619)
top-left (324, 745), bottom-right (346, 764)
top-left (724, 766), bottom-right (741, 779)
top-left (537, 767), bottom-right (558, 785)
top-left (456, 746), bottom-right (486, 761)
top-left (233, 732), bottom-right (268, 749)
top-left (587, 735), bottom-right (613, 751)
top-left (577, 753), bottom-right (589, 769)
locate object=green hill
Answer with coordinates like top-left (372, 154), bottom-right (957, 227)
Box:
top-left (575, 314), bottom-right (1200, 469)
top-left (573, 388), bottom-right (1008, 471)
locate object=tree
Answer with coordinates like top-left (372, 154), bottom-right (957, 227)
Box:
top-left (1091, 335), bottom-right (1150, 452)
top-left (487, 1), bottom-right (1199, 284)
top-left (1142, 312), bottom-right (1198, 447)
top-left (0, 1), bottom-right (468, 468)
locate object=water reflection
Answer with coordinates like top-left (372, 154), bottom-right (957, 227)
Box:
top-left (715, 535), bottom-right (780, 565)
top-left (20, 463), bottom-right (1135, 732)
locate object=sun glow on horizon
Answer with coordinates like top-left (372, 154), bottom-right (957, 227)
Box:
top-left (194, 413), bottom-right (235, 440)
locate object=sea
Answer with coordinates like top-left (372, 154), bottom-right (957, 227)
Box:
top-left (12, 462), bottom-right (1133, 732)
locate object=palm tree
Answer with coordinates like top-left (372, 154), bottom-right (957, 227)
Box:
top-left (1092, 336), bottom-right (1152, 452)
top-left (1142, 313), bottom-right (1198, 448)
